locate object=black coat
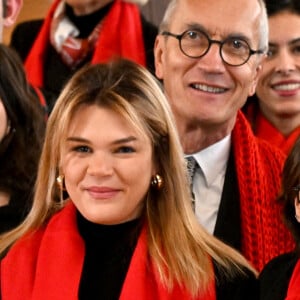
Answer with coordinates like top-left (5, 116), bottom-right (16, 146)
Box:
top-left (259, 251), bottom-right (298, 300)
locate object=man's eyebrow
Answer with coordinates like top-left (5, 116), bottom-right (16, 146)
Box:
top-left (185, 23), bottom-right (207, 32)
top-left (185, 23), bottom-right (252, 43)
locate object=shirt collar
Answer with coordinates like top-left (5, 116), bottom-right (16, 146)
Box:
top-left (188, 135), bottom-right (231, 186)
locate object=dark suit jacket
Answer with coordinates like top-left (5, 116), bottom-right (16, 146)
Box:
top-left (214, 149), bottom-right (242, 251)
top-left (259, 251), bottom-right (298, 300)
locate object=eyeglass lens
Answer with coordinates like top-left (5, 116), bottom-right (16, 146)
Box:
top-left (180, 30), bottom-right (252, 66)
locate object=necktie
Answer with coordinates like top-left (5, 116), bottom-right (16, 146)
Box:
top-left (185, 156), bottom-right (198, 210)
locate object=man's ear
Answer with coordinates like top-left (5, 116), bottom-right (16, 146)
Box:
top-left (248, 63), bottom-right (262, 97)
top-left (154, 35), bottom-right (164, 80)
top-left (3, 0), bottom-right (22, 27)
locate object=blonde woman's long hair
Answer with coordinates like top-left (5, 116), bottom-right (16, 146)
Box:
top-left (0, 59), bottom-right (256, 297)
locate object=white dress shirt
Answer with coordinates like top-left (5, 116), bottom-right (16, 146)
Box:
top-left (185, 134), bottom-right (231, 234)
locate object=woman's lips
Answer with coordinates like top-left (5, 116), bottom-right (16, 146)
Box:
top-left (86, 186), bottom-right (120, 199)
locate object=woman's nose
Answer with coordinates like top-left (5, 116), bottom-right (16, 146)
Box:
top-left (87, 152), bottom-right (113, 176)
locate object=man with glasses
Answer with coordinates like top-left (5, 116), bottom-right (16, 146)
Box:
top-left (154, 0), bottom-right (294, 271)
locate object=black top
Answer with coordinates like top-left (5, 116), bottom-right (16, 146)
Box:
top-left (10, 5), bottom-right (158, 113)
top-left (77, 212), bottom-right (141, 300)
top-left (259, 251), bottom-right (298, 300)
top-left (0, 188), bottom-right (33, 234)
top-left (76, 211), bottom-right (258, 300)
top-left (214, 262), bottom-right (259, 300)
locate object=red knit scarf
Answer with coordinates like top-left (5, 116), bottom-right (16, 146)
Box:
top-left (24, 0), bottom-right (146, 88)
top-left (255, 111), bottom-right (300, 155)
top-left (233, 111), bottom-right (294, 271)
top-left (285, 259), bottom-right (300, 299)
top-left (1, 203), bottom-right (216, 300)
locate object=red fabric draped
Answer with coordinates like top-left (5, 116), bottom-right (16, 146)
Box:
top-left (1, 203), bottom-right (215, 300)
top-left (255, 111), bottom-right (300, 155)
top-left (233, 111), bottom-right (294, 271)
top-left (24, 0), bottom-right (146, 88)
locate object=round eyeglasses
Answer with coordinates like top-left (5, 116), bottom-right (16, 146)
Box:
top-left (162, 29), bottom-right (265, 67)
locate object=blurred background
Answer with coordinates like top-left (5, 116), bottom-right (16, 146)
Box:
top-left (3, 0), bottom-right (169, 45)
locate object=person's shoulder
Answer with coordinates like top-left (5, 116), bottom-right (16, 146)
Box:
top-left (214, 262), bottom-right (259, 300)
top-left (261, 252), bottom-right (297, 273)
top-left (259, 252), bottom-right (298, 300)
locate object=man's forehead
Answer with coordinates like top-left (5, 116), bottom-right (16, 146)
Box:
top-left (169, 0), bottom-right (260, 39)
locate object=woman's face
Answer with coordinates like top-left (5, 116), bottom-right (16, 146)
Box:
top-left (256, 11), bottom-right (300, 120)
top-left (0, 100), bottom-right (9, 142)
top-left (61, 104), bottom-right (156, 225)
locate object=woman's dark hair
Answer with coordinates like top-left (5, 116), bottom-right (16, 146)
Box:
top-left (264, 0), bottom-right (300, 17)
top-left (278, 136), bottom-right (300, 253)
top-left (0, 44), bottom-right (45, 213)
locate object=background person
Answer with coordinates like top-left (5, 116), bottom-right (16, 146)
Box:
top-left (10, 0), bottom-right (157, 113)
top-left (0, 44), bottom-right (45, 233)
top-left (0, 59), bottom-right (258, 299)
top-left (154, 0), bottom-right (294, 271)
top-left (243, 0), bottom-right (300, 155)
top-left (259, 136), bottom-right (300, 300)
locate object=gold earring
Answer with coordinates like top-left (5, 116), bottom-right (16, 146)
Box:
top-left (56, 174), bottom-right (65, 191)
top-left (151, 174), bottom-right (163, 189)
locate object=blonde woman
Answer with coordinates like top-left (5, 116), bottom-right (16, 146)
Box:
top-left (1, 59), bottom-right (258, 299)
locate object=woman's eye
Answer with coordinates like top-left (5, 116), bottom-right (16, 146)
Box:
top-left (266, 47), bottom-right (277, 58)
top-left (73, 145), bottom-right (91, 153)
top-left (292, 44), bottom-right (300, 55)
top-left (116, 146), bottom-right (135, 153)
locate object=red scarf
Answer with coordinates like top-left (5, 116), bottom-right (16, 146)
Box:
top-left (244, 102), bottom-right (300, 155)
top-left (233, 111), bottom-right (294, 271)
top-left (24, 0), bottom-right (146, 88)
top-left (285, 259), bottom-right (300, 299)
top-left (255, 111), bottom-right (300, 155)
top-left (1, 203), bottom-right (216, 300)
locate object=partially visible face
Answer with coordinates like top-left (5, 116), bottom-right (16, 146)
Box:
top-left (61, 104), bottom-right (155, 225)
top-left (65, 0), bottom-right (113, 15)
top-left (0, 100), bottom-right (8, 142)
top-left (155, 0), bottom-right (263, 133)
top-left (256, 11), bottom-right (300, 119)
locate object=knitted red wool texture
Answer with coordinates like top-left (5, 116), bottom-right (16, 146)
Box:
top-left (233, 111), bottom-right (294, 271)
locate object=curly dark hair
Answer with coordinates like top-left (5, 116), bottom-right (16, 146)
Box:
top-left (0, 44), bottom-right (45, 224)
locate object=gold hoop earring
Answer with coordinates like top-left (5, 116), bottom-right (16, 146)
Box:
top-left (151, 174), bottom-right (163, 190)
top-left (56, 174), bottom-right (66, 191)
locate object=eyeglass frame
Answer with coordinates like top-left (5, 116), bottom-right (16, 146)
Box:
top-left (161, 29), bottom-right (265, 67)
